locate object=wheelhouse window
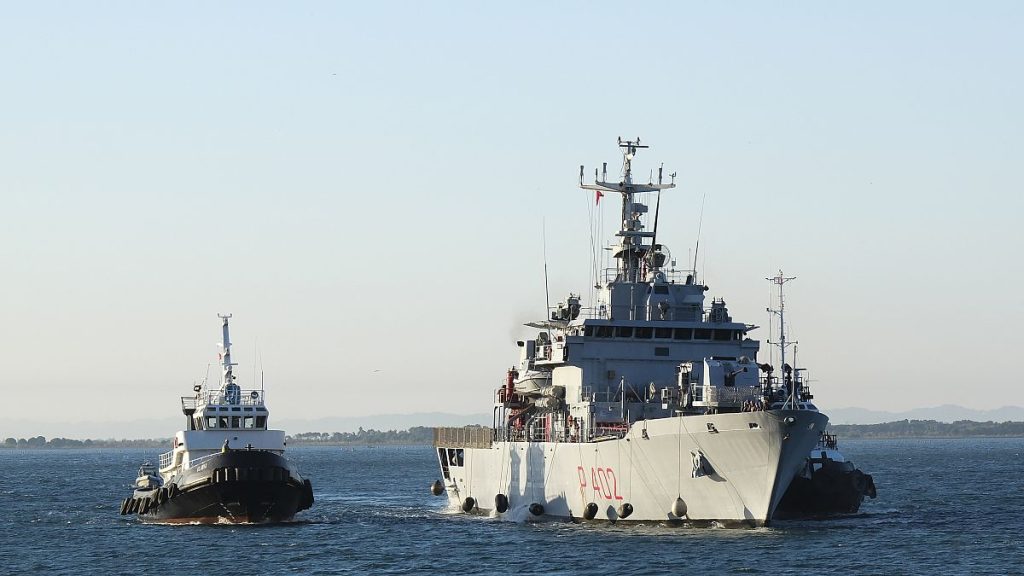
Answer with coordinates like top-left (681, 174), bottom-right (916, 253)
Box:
top-left (255, 416), bottom-right (267, 428)
top-left (231, 416), bottom-right (241, 428)
top-left (655, 327), bottom-right (672, 339)
top-left (713, 329), bottom-right (733, 341)
top-left (653, 285), bottom-right (669, 295)
top-left (596, 326), bottom-right (613, 338)
top-left (243, 416), bottom-right (255, 429)
top-left (584, 326), bottom-right (594, 337)
top-left (615, 326), bottom-right (634, 338)
top-left (218, 416), bottom-right (229, 429)
top-left (206, 416), bottom-right (217, 429)
top-left (635, 327), bottom-right (653, 339)
top-left (694, 328), bottom-right (712, 340)
top-left (674, 328), bottom-right (692, 340)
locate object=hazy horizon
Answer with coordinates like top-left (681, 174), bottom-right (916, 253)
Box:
top-left (2, 2), bottom-right (1022, 431)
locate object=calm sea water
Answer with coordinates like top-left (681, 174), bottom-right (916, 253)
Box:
top-left (1, 439), bottom-right (1021, 575)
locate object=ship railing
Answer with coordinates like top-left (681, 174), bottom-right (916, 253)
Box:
top-left (592, 422), bottom-right (629, 440)
top-left (691, 385), bottom-right (763, 408)
top-left (433, 426), bottom-right (493, 449)
top-left (193, 388), bottom-right (266, 408)
top-left (187, 452), bottom-right (224, 469)
top-left (159, 450), bottom-right (173, 469)
top-left (816, 432), bottom-right (839, 450)
top-left (599, 267), bottom-right (695, 286)
top-left (581, 386), bottom-right (641, 403)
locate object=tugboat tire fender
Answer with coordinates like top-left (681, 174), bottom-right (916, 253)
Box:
top-left (300, 479), bottom-right (314, 510)
top-left (119, 498), bottom-right (130, 515)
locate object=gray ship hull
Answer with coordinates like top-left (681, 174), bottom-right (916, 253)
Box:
top-left (437, 409), bottom-right (827, 527)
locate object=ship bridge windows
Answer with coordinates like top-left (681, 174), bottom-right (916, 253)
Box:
top-left (204, 413), bottom-right (266, 429)
top-left (674, 328), bottom-right (692, 340)
top-left (586, 324), bottom-right (739, 342)
top-left (653, 285), bottom-right (670, 295)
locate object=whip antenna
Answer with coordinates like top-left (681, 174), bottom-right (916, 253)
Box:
top-left (692, 191), bottom-right (707, 279)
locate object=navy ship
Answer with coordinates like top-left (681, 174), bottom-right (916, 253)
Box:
top-left (431, 139), bottom-right (828, 526)
top-left (119, 315), bottom-right (313, 523)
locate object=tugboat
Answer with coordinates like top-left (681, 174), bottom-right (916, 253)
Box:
top-left (431, 139), bottom-right (828, 527)
top-left (776, 431), bottom-right (877, 518)
top-left (119, 314), bottom-right (314, 523)
top-left (756, 276), bottom-right (878, 519)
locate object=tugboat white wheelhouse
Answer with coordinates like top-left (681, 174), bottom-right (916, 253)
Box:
top-left (119, 315), bottom-right (313, 523)
top-left (432, 139), bottom-right (828, 527)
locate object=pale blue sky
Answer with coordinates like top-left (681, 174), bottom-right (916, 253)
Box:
top-left (2, 1), bottom-right (1021, 434)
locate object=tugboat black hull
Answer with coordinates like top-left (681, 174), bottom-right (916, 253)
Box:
top-left (121, 450), bottom-right (313, 524)
top-left (775, 460), bottom-right (876, 519)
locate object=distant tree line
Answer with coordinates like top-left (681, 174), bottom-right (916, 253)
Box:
top-left (830, 419), bottom-right (1024, 438)
top-left (7, 421), bottom-right (1021, 448)
top-left (0, 427), bottom-right (437, 449)
top-left (2, 436), bottom-right (170, 449)
top-left (286, 426), bottom-right (435, 445)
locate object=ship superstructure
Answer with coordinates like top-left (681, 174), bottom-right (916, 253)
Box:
top-left (119, 315), bottom-right (313, 523)
top-left (432, 139), bottom-right (827, 526)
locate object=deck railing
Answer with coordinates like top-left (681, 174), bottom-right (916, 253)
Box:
top-left (182, 388), bottom-right (266, 410)
top-left (433, 427), bottom-right (493, 449)
top-left (692, 385), bottom-right (762, 408)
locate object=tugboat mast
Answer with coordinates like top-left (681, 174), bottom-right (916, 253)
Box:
top-left (767, 272), bottom-right (797, 408)
top-left (218, 313), bottom-right (237, 394)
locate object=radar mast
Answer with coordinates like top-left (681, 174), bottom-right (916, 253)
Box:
top-left (580, 138), bottom-right (676, 284)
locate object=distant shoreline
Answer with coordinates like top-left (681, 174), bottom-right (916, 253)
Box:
top-left (829, 419), bottom-right (1024, 439)
top-left (3, 420), bottom-right (1023, 448)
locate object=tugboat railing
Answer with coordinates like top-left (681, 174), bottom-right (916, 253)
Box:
top-left (184, 389), bottom-right (267, 409)
top-left (187, 452), bottom-right (223, 469)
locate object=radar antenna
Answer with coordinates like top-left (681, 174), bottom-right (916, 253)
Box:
top-left (580, 138), bottom-right (675, 285)
top-left (766, 273), bottom-right (797, 409)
